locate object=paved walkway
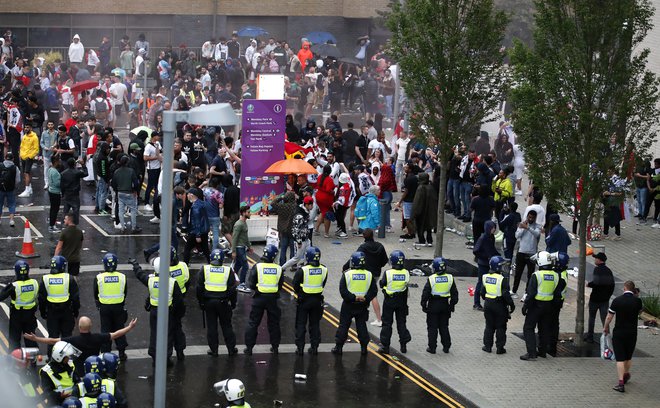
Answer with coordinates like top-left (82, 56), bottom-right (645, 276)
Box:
top-left (271, 194), bottom-right (660, 408)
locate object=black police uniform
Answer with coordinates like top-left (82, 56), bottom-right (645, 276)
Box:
top-left (132, 262), bottom-right (183, 362)
top-left (196, 264), bottom-right (238, 355)
top-left (378, 271), bottom-right (412, 351)
top-left (547, 269), bottom-right (567, 356)
top-left (0, 279), bottom-right (39, 349)
top-left (334, 271), bottom-right (378, 352)
top-left (480, 274), bottom-right (515, 352)
top-left (292, 264), bottom-right (328, 354)
top-left (38, 273), bottom-right (80, 355)
top-left (522, 268), bottom-right (565, 358)
top-left (421, 275), bottom-right (458, 353)
top-left (244, 258), bottom-right (284, 353)
top-left (93, 274), bottom-right (128, 357)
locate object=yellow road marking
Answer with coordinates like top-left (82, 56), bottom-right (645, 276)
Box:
top-left (0, 330), bottom-right (9, 349)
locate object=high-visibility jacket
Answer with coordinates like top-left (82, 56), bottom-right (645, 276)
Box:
top-left (97, 272), bottom-right (126, 305)
top-left (345, 269), bottom-right (372, 296)
top-left (256, 263), bottom-right (282, 294)
top-left (40, 361), bottom-right (75, 395)
top-left (148, 275), bottom-right (175, 307)
top-left (559, 269), bottom-right (568, 300)
top-left (76, 377), bottom-right (115, 397)
top-left (170, 262), bottom-right (190, 295)
top-left (534, 270), bottom-right (559, 301)
top-left (483, 273), bottom-right (504, 299)
top-left (11, 279), bottom-right (38, 309)
top-left (203, 265), bottom-right (231, 292)
top-left (301, 265), bottom-right (328, 294)
top-left (429, 273), bottom-right (453, 297)
top-left (42, 273), bottom-right (70, 303)
top-left (383, 268), bottom-right (410, 295)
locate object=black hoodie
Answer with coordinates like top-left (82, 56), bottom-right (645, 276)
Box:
top-left (342, 238), bottom-right (388, 277)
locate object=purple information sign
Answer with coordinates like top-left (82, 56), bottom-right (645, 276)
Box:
top-left (240, 99), bottom-right (286, 214)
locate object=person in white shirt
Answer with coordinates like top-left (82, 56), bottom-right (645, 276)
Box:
top-left (394, 131), bottom-right (410, 188)
top-left (109, 74), bottom-right (128, 122)
top-left (214, 38), bottom-right (228, 61)
top-left (245, 40), bottom-right (257, 68)
top-left (367, 132), bottom-right (391, 161)
top-left (85, 49), bottom-right (100, 72)
top-left (68, 34), bottom-right (84, 65)
top-left (199, 68), bottom-right (212, 90)
top-left (201, 38), bottom-right (216, 60)
top-left (135, 49), bottom-right (146, 78)
top-left (523, 191), bottom-right (546, 229)
top-left (143, 133), bottom-right (162, 211)
top-left (366, 119), bottom-right (378, 141)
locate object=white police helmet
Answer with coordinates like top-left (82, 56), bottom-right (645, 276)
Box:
top-left (535, 251), bottom-right (553, 267)
top-left (152, 257), bottom-right (161, 275)
top-left (214, 378), bottom-right (246, 402)
top-left (51, 341), bottom-right (80, 363)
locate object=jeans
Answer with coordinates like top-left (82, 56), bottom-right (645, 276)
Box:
top-left (380, 191), bottom-right (393, 228)
top-left (279, 234), bottom-right (295, 266)
top-left (118, 192), bottom-right (137, 229)
top-left (0, 190), bottom-right (17, 216)
top-left (395, 161), bottom-right (405, 189)
top-left (587, 301), bottom-right (609, 338)
top-left (448, 178), bottom-right (461, 216)
top-left (95, 178), bottom-right (109, 212)
top-left (145, 168), bottom-right (160, 206)
top-left (234, 246), bottom-right (249, 284)
top-left (43, 156), bottom-right (51, 187)
top-left (384, 95), bottom-right (393, 119)
top-left (460, 182), bottom-right (473, 218)
top-left (208, 216), bottom-right (220, 250)
top-left (282, 240), bottom-right (310, 271)
top-left (636, 187), bottom-right (648, 219)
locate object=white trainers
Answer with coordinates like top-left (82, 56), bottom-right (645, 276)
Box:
top-left (144, 204), bottom-right (153, 212)
top-left (44, 184), bottom-right (49, 190)
top-left (651, 223), bottom-right (660, 229)
top-left (18, 189), bottom-right (31, 198)
top-left (370, 320), bottom-right (383, 327)
top-left (9, 219), bottom-right (15, 227)
top-left (150, 216), bottom-right (160, 224)
top-left (114, 222), bottom-right (123, 230)
top-left (510, 292), bottom-right (519, 299)
top-left (337, 231), bottom-right (348, 238)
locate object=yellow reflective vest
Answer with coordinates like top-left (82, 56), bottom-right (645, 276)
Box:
top-left (42, 273), bottom-right (70, 303)
top-left (301, 265), bottom-right (328, 294)
top-left (170, 262), bottom-right (190, 295)
top-left (40, 361), bottom-right (75, 395)
top-left (97, 272), bottom-right (126, 305)
top-left (345, 269), bottom-right (373, 296)
top-left (256, 263), bottom-right (282, 294)
top-left (203, 265), bottom-right (231, 292)
top-left (11, 279), bottom-right (38, 309)
top-left (148, 275), bottom-right (175, 307)
top-left (483, 273), bottom-right (504, 299)
top-left (534, 270), bottom-right (559, 301)
top-left (383, 268), bottom-right (410, 295)
top-left (429, 273), bottom-right (453, 297)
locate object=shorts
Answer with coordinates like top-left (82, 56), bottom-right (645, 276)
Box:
top-left (21, 158), bottom-right (34, 175)
top-left (402, 202), bottom-right (413, 220)
top-left (612, 332), bottom-right (637, 361)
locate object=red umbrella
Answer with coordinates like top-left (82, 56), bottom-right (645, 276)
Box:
top-left (265, 158), bottom-right (317, 175)
top-left (70, 80), bottom-right (99, 94)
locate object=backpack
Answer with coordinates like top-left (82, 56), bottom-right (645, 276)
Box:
top-left (94, 99), bottom-right (108, 122)
top-left (354, 195), bottom-right (368, 221)
top-left (0, 163), bottom-right (16, 192)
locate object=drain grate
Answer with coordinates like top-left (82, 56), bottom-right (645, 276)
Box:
top-left (511, 332), bottom-right (652, 358)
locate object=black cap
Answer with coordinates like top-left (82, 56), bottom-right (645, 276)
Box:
top-left (593, 252), bottom-right (607, 262)
top-left (549, 213), bottom-right (562, 223)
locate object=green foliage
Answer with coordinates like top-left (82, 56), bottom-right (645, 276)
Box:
top-left (384, 0), bottom-right (510, 160)
top-left (641, 292), bottom-right (660, 318)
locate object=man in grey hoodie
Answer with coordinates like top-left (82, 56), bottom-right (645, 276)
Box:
top-left (0, 152), bottom-right (21, 227)
top-left (511, 210), bottom-right (541, 297)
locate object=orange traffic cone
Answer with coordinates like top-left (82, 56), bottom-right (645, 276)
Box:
top-left (15, 220), bottom-right (40, 259)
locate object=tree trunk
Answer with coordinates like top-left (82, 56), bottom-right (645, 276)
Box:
top-left (434, 161), bottom-right (448, 257)
top-left (574, 203), bottom-right (590, 347)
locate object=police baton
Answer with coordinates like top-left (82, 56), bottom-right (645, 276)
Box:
top-left (202, 309), bottom-right (206, 329)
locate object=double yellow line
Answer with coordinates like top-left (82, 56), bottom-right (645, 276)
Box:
top-left (277, 277), bottom-right (465, 408)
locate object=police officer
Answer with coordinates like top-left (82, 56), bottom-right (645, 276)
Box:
top-left (421, 257), bottom-right (458, 354)
top-left (0, 261), bottom-right (39, 350)
top-left (97, 392), bottom-right (116, 408)
top-left (520, 251), bottom-right (566, 360)
top-left (39, 341), bottom-right (79, 405)
top-left (244, 244), bottom-right (283, 355)
top-left (480, 256), bottom-right (515, 354)
top-left (166, 246), bottom-right (190, 361)
top-left (93, 253), bottom-right (128, 361)
top-left (73, 355), bottom-right (127, 407)
top-left (196, 249), bottom-right (238, 356)
top-left (130, 257), bottom-right (183, 366)
top-left (39, 256), bottom-right (80, 356)
top-left (61, 397), bottom-right (83, 407)
top-left (79, 373), bottom-right (103, 407)
top-left (547, 251), bottom-right (569, 357)
top-left (332, 251), bottom-right (377, 355)
top-left (292, 246), bottom-right (328, 355)
top-left (214, 378), bottom-right (251, 408)
top-left (378, 250), bottom-right (412, 354)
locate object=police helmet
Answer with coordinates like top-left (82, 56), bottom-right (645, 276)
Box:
top-left (84, 355), bottom-right (104, 375)
top-left (389, 250), bottom-right (405, 269)
top-left (535, 251), bottom-right (553, 267)
top-left (102, 253), bottom-right (118, 272)
top-left (350, 251), bottom-right (366, 269)
top-left (97, 392), bottom-right (116, 408)
top-left (432, 257), bottom-right (447, 273)
top-left (305, 246), bottom-right (321, 266)
top-left (50, 255), bottom-right (68, 273)
top-left (555, 252), bottom-right (570, 269)
top-left (61, 397), bottom-right (82, 408)
top-left (152, 257), bottom-right (161, 275)
top-left (210, 249), bottom-right (225, 266)
top-left (51, 341), bottom-right (79, 363)
top-left (262, 244), bottom-right (278, 263)
top-left (214, 378), bottom-right (246, 403)
top-left (82, 373), bottom-right (102, 396)
top-left (170, 246), bottom-right (179, 265)
top-left (14, 260), bottom-right (29, 279)
top-left (101, 352), bottom-right (120, 379)
top-left (489, 256), bottom-right (507, 273)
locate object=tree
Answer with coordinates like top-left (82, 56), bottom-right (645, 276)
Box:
top-left (510, 0), bottom-right (659, 345)
top-left (385, 0), bottom-right (510, 256)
